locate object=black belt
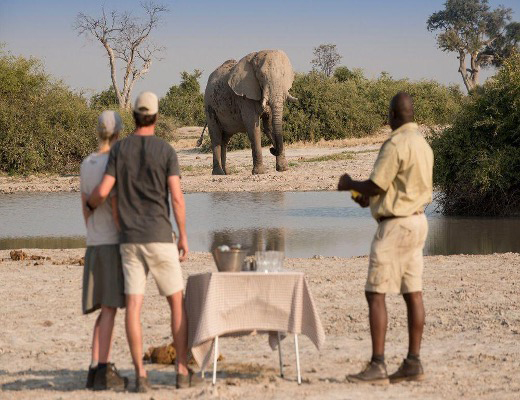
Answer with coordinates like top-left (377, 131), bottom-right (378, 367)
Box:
top-left (377, 210), bottom-right (424, 224)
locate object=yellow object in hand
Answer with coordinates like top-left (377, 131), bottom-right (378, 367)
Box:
top-left (350, 190), bottom-right (361, 200)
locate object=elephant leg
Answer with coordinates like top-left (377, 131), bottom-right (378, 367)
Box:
top-left (221, 133), bottom-right (232, 175)
top-left (262, 112), bottom-right (288, 172)
top-left (275, 153), bottom-right (289, 172)
top-left (243, 105), bottom-right (265, 175)
top-left (208, 118), bottom-right (226, 175)
top-left (247, 119), bottom-right (265, 175)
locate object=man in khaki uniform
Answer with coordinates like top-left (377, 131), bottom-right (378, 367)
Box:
top-left (338, 92), bottom-right (433, 384)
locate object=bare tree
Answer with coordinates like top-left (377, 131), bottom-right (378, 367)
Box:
top-left (311, 44), bottom-right (342, 77)
top-left (75, 2), bottom-right (168, 109)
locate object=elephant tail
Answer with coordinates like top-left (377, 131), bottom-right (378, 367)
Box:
top-left (196, 123), bottom-right (207, 147)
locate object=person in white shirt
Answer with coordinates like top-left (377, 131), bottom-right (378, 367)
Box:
top-left (80, 111), bottom-right (127, 391)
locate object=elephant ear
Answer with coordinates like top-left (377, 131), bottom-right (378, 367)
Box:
top-left (228, 53), bottom-right (261, 101)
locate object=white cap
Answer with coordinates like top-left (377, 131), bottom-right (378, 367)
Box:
top-left (97, 110), bottom-right (123, 140)
top-left (134, 91), bottom-right (159, 116)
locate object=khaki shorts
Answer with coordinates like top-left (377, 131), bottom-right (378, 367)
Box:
top-left (366, 214), bottom-right (428, 294)
top-left (120, 242), bottom-right (184, 296)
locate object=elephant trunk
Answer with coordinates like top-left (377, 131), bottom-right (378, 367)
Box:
top-left (270, 101), bottom-right (284, 157)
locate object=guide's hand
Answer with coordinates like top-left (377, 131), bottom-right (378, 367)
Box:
top-left (354, 194), bottom-right (370, 208)
top-left (177, 234), bottom-right (189, 262)
top-left (337, 173), bottom-right (353, 191)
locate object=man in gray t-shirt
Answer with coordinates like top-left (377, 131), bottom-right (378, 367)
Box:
top-left (105, 134), bottom-right (180, 243)
top-left (87, 92), bottom-right (200, 391)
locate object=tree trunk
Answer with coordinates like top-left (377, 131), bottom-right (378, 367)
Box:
top-left (458, 50), bottom-right (475, 93)
top-left (469, 51), bottom-right (480, 90)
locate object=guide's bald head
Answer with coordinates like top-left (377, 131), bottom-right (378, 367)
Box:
top-left (389, 92), bottom-right (414, 130)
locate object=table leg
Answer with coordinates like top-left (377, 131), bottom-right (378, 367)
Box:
top-left (277, 331), bottom-right (284, 378)
top-left (212, 336), bottom-right (219, 385)
top-left (294, 334), bottom-right (301, 385)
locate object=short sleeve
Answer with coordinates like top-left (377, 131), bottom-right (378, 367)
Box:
top-left (79, 161), bottom-right (86, 194)
top-left (166, 147), bottom-right (180, 177)
top-left (369, 140), bottom-right (399, 191)
top-left (105, 142), bottom-right (119, 177)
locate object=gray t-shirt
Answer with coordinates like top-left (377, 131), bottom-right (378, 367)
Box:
top-left (80, 152), bottom-right (119, 246)
top-left (105, 134), bottom-right (180, 244)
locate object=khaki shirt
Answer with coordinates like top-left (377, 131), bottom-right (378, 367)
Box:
top-left (369, 123), bottom-right (433, 220)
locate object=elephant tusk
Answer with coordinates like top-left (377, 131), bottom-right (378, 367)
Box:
top-left (286, 94), bottom-right (299, 103)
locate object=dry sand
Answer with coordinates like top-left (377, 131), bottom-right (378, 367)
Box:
top-left (1, 249), bottom-right (519, 399)
top-left (0, 126), bottom-right (395, 194)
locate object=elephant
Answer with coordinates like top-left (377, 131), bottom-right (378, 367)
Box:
top-left (203, 50), bottom-right (298, 175)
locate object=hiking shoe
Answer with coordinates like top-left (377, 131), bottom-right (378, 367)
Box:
top-left (389, 358), bottom-right (425, 383)
top-left (176, 368), bottom-right (205, 389)
top-left (86, 366), bottom-right (97, 389)
top-left (347, 361), bottom-right (389, 385)
top-left (93, 363), bottom-right (128, 391)
top-left (135, 376), bottom-right (152, 393)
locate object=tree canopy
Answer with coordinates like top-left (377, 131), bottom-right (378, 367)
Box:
top-left (427, 0), bottom-right (519, 92)
top-left (159, 70), bottom-right (205, 126)
top-left (311, 44), bottom-right (342, 77)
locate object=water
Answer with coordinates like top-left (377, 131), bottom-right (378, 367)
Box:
top-left (0, 192), bottom-right (519, 258)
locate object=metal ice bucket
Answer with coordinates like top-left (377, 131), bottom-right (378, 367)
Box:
top-left (212, 248), bottom-right (248, 272)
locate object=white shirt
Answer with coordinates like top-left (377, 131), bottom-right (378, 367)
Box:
top-left (80, 152), bottom-right (119, 246)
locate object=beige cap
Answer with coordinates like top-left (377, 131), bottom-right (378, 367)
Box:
top-left (97, 110), bottom-right (123, 140)
top-left (134, 91), bottom-right (158, 116)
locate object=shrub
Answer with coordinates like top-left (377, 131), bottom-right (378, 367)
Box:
top-left (282, 71), bottom-right (463, 145)
top-left (159, 70), bottom-right (205, 126)
top-left (90, 86), bottom-right (118, 110)
top-left (0, 51), bottom-right (98, 174)
top-left (430, 53), bottom-right (520, 216)
top-left (0, 51), bottom-right (177, 175)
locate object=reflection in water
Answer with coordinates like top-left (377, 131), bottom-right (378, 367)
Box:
top-left (210, 228), bottom-right (286, 255)
top-left (0, 236), bottom-right (85, 250)
top-left (426, 217), bottom-right (520, 255)
top-left (0, 191), bottom-right (519, 257)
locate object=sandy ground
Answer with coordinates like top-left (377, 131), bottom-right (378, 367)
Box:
top-left (0, 126), bottom-right (397, 194)
top-left (1, 249), bottom-right (519, 399)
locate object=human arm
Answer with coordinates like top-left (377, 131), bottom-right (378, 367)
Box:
top-left (337, 175), bottom-right (383, 208)
top-left (80, 192), bottom-right (92, 226)
top-left (168, 175), bottom-right (188, 262)
top-left (338, 140), bottom-right (399, 207)
top-left (87, 174), bottom-right (116, 210)
top-left (338, 175), bottom-right (385, 196)
top-left (111, 194), bottom-right (120, 232)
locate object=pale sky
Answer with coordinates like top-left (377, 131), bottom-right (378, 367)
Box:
top-left (0, 0), bottom-right (518, 99)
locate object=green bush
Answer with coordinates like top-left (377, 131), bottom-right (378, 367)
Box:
top-left (0, 51), bottom-right (177, 175)
top-left (0, 51), bottom-right (98, 174)
top-left (284, 70), bottom-right (463, 144)
top-left (430, 54), bottom-right (520, 216)
top-left (159, 70), bottom-right (205, 126)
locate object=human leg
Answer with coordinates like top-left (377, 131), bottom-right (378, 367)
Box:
top-left (98, 306), bottom-right (117, 363)
top-left (125, 294), bottom-right (145, 378)
top-left (366, 291), bottom-right (387, 360)
top-left (390, 215), bottom-right (428, 383)
top-left (166, 291), bottom-right (188, 375)
top-left (403, 291), bottom-right (424, 357)
top-left (91, 312), bottom-right (101, 366)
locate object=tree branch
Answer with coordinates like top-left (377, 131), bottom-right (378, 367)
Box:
top-left (74, 2), bottom-right (168, 109)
